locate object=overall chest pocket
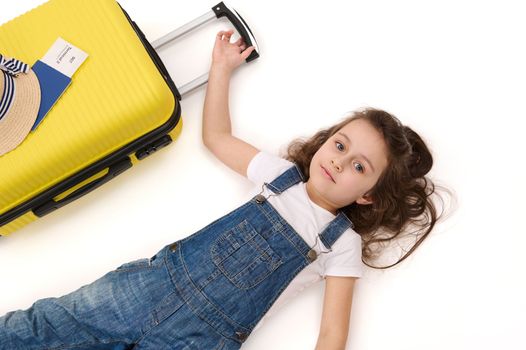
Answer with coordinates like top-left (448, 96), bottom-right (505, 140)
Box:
top-left (210, 219), bottom-right (283, 290)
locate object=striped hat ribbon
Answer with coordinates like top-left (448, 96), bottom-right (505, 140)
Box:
top-left (0, 54), bottom-right (29, 76)
top-left (0, 54), bottom-right (30, 121)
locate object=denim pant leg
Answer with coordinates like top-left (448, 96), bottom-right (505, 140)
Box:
top-left (132, 299), bottom-right (240, 350)
top-left (0, 250), bottom-right (173, 350)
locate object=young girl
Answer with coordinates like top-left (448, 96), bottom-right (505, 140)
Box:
top-left (0, 30), bottom-right (441, 350)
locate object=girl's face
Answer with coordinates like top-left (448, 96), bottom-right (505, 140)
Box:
top-left (306, 119), bottom-right (389, 214)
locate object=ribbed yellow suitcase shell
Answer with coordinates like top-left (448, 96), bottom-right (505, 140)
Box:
top-left (0, 0), bottom-right (182, 235)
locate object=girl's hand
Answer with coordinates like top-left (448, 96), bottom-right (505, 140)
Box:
top-left (212, 29), bottom-right (255, 74)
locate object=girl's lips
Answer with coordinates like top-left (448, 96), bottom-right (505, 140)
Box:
top-left (321, 166), bottom-right (335, 183)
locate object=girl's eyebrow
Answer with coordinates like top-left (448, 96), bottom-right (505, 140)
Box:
top-left (337, 132), bottom-right (376, 173)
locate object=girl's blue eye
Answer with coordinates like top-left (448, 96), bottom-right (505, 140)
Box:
top-left (335, 142), bottom-right (345, 151)
top-left (354, 162), bottom-right (364, 173)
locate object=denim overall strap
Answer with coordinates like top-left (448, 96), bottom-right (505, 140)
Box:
top-left (264, 164), bottom-right (305, 194)
top-left (318, 212), bottom-right (355, 250)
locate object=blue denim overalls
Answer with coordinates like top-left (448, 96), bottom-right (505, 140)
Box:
top-left (0, 165), bottom-right (353, 350)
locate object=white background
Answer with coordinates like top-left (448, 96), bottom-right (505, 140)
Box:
top-left (1, 0), bottom-right (525, 349)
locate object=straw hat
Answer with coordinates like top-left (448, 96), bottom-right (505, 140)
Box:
top-left (0, 54), bottom-right (41, 156)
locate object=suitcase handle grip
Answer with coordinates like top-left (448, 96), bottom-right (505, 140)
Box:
top-left (152, 2), bottom-right (259, 62)
top-left (151, 2), bottom-right (260, 97)
top-left (32, 157), bottom-right (133, 217)
top-left (212, 2), bottom-right (260, 62)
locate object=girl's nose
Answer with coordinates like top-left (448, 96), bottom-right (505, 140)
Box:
top-left (331, 159), bottom-right (342, 172)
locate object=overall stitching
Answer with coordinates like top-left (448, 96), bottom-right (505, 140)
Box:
top-left (255, 200), bottom-right (310, 261)
top-left (209, 220), bottom-right (258, 264)
top-left (317, 213), bottom-right (353, 249)
top-left (246, 262), bottom-right (308, 330)
top-left (208, 217), bottom-right (283, 290)
top-left (180, 247), bottom-right (247, 328)
top-left (173, 247), bottom-right (248, 344)
top-left (131, 254), bottom-right (217, 349)
top-left (179, 201), bottom-right (253, 247)
top-left (197, 268), bottom-right (222, 291)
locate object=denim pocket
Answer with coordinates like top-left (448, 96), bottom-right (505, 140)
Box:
top-left (210, 220), bottom-right (282, 289)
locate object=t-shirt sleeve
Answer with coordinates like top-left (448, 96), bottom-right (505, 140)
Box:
top-left (247, 151), bottom-right (294, 186)
top-left (323, 230), bottom-right (364, 278)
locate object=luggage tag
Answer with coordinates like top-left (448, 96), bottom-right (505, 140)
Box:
top-left (31, 37), bottom-right (88, 130)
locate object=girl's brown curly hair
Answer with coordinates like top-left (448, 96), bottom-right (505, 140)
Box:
top-left (285, 108), bottom-right (444, 269)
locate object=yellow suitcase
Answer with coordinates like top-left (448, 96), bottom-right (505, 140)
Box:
top-left (0, 0), bottom-right (259, 236)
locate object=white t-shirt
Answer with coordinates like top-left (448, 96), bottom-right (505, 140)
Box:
top-left (247, 152), bottom-right (364, 331)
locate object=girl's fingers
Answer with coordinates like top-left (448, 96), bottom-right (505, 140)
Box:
top-left (215, 30), bottom-right (252, 58)
top-left (224, 32), bottom-right (234, 42)
top-left (240, 46), bottom-right (255, 60)
top-left (217, 29), bottom-right (235, 41)
top-left (217, 29), bottom-right (233, 35)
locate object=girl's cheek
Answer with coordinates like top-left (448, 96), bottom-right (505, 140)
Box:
top-left (340, 178), bottom-right (354, 192)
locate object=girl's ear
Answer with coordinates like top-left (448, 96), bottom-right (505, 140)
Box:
top-left (356, 193), bottom-right (373, 205)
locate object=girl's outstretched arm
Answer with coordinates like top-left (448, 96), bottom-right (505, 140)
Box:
top-left (202, 30), bottom-right (258, 177)
top-left (315, 276), bottom-right (356, 350)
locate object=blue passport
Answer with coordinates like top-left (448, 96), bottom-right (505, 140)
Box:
top-left (31, 60), bottom-right (71, 130)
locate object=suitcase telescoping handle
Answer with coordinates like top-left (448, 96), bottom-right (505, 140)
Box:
top-left (32, 157), bottom-right (133, 217)
top-left (151, 2), bottom-right (260, 97)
